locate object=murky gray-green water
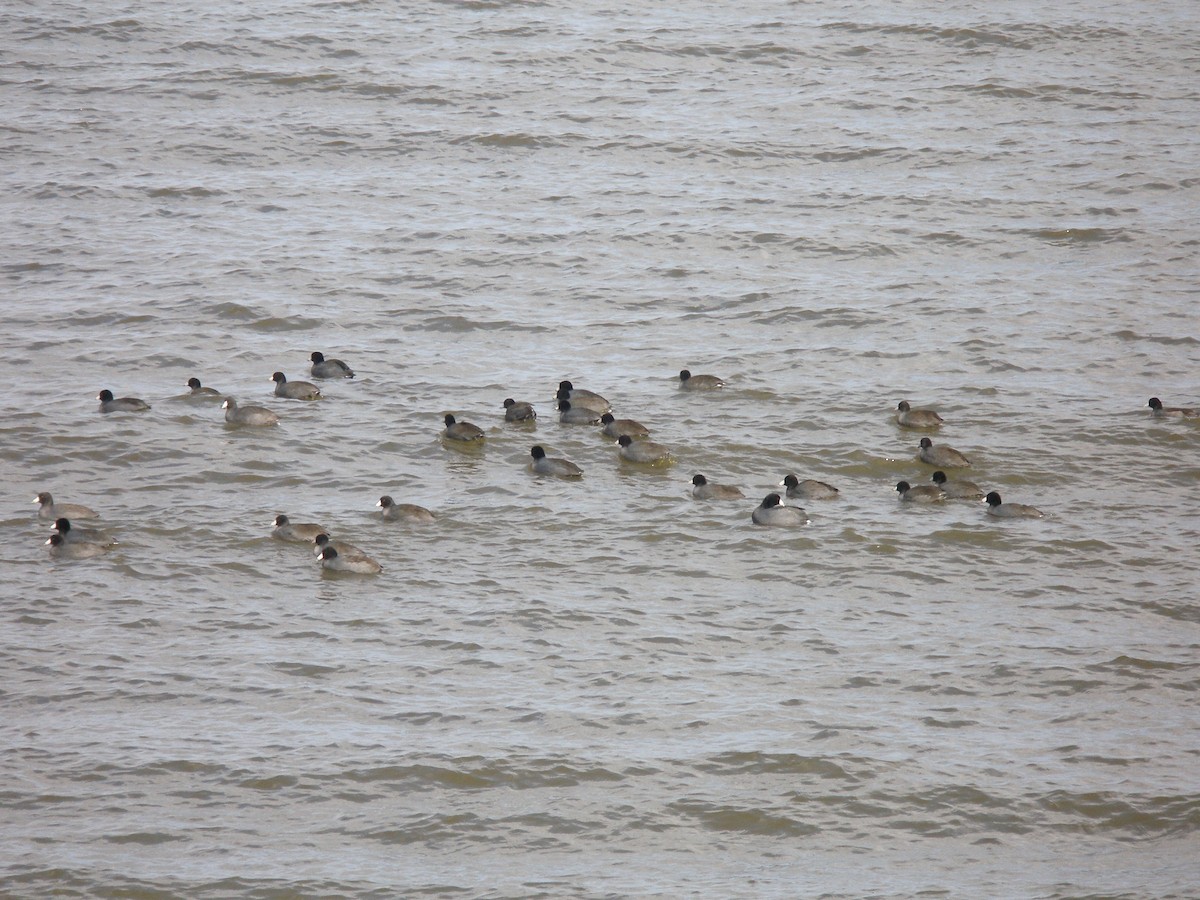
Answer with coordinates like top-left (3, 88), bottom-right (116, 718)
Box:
top-left (3, 1), bottom-right (1198, 897)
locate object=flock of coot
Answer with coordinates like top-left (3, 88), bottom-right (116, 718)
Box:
top-left (35, 350), bottom-right (1199, 574)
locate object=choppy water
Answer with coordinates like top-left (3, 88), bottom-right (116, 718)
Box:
top-left (3, 0), bottom-right (1198, 897)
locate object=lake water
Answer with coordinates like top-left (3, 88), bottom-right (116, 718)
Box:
top-left (3, 1), bottom-right (1198, 897)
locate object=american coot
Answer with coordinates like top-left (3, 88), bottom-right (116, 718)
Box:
top-left (319, 546), bottom-right (382, 574)
top-left (98, 390), bottom-right (150, 413)
top-left (312, 532), bottom-right (369, 560)
top-left (46, 534), bottom-right (110, 559)
top-left (503, 398), bottom-right (537, 421)
top-left (917, 437), bottom-right (970, 468)
top-left (443, 414), bottom-right (485, 441)
top-left (931, 470), bottom-right (984, 500)
top-left (984, 491), bottom-right (1044, 519)
top-left (272, 372), bottom-right (321, 400)
top-left (34, 492), bottom-right (99, 522)
top-left (691, 474), bottom-right (744, 500)
top-left (223, 397), bottom-right (279, 426)
top-left (752, 493), bottom-right (808, 526)
top-left (310, 351), bottom-right (355, 379)
top-left (377, 496), bottom-right (436, 523)
top-left (895, 480), bottom-right (946, 503)
top-left (781, 474), bottom-right (840, 501)
top-left (558, 399), bottom-right (602, 425)
top-left (187, 377), bottom-right (221, 397)
top-left (557, 381), bottom-right (611, 413)
top-left (555, 388), bottom-right (610, 415)
top-left (52, 518), bottom-right (116, 545)
top-left (1148, 397), bottom-right (1198, 418)
top-left (895, 400), bottom-right (943, 428)
top-left (530, 445), bottom-right (583, 478)
top-left (679, 369), bottom-right (725, 391)
top-left (617, 434), bottom-right (672, 465)
top-left (600, 412), bottom-right (650, 439)
top-left (272, 514), bottom-right (327, 542)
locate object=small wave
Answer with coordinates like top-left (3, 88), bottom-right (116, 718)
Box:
top-left (144, 186), bottom-right (225, 199)
top-left (1021, 227), bottom-right (1131, 245)
top-left (452, 132), bottom-right (566, 149)
top-left (671, 798), bottom-right (818, 836)
top-left (693, 751), bottom-right (856, 780)
top-left (1037, 790), bottom-right (1200, 835)
top-left (1111, 329), bottom-right (1200, 346)
top-left (102, 831), bottom-right (184, 845)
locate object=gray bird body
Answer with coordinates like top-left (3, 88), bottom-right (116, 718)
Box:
top-left (530, 445), bottom-right (583, 478)
top-left (187, 378), bottom-right (221, 397)
top-left (931, 470), bottom-right (984, 500)
top-left (679, 369), bottom-right (725, 391)
top-left (35, 492), bottom-right (99, 522)
top-left (600, 413), bottom-right (650, 439)
top-left (98, 390), bottom-right (150, 413)
top-left (223, 397), bottom-right (279, 426)
top-left (617, 434), bottom-right (672, 464)
top-left (310, 352), bottom-right (355, 379)
top-left (1148, 397), bottom-right (1198, 418)
top-left (918, 437), bottom-right (970, 468)
top-left (443, 414), bottom-right (485, 441)
top-left (503, 398), bottom-right (537, 421)
top-left (558, 400), bottom-right (602, 425)
top-left (319, 546), bottom-right (382, 574)
top-left (896, 481), bottom-right (946, 504)
top-left (896, 400), bottom-right (943, 428)
top-left (985, 491), bottom-right (1044, 518)
top-left (377, 496), bottom-right (436, 523)
top-left (46, 534), bottom-right (110, 559)
top-left (691, 474), bottom-right (744, 500)
top-left (52, 518), bottom-right (116, 545)
top-left (273, 515), bottom-right (327, 542)
top-left (272, 372), bottom-right (321, 400)
top-left (781, 475), bottom-right (839, 501)
top-left (752, 493), bottom-right (808, 526)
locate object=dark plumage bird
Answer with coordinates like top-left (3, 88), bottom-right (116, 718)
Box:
top-left (617, 434), bottom-right (672, 464)
top-left (558, 399), bottom-right (602, 425)
top-left (895, 400), bottom-right (943, 428)
top-left (984, 491), bottom-right (1044, 519)
top-left (377, 496), bottom-right (436, 523)
top-left (503, 398), bottom-right (537, 421)
top-left (318, 546), bottom-right (382, 574)
top-left (691, 474), bottom-right (744, 500)
top-left (272, 372), bottom-right (321, 400)
top-left (678, 369), bottom-right (725, 391)
top-left (312, 532), bottom-right (370, 560)
top-left (98, 390), bottom-right (150, 413)
top-left (917, 437), bottom-right (970, 468)
top-left (530, 445), bottom-right (583, 478)
top-left (895, 480), bottom-right (946, 504)
top-left (443, 414), bottom-right (485, 441)
top-left (34, 492), bottom-right (99, 522)
top-left (1148, 397), bottom-right (1198, 418)
top-left (223, 397), bottom-right (279, 426)
top-left (600, 412), bottom-right (650, 439)
top-left (187, 377), bottom-right (221, 397)
top-left (272, 514), bottom-right (327, 543)
top-left (51, 518), bottom-right (116, 546)
top-left (557, 381), bottom-right (611, 413)
top-left (751, 493), bottom-right (808, 526)
top-left (931, 470), bottom-right (983, 500)
top-left (555, 387), bottom-right (610, 415)
top-left (310, 351), bottom-right (355, 379)
top-left (781, 474), bottom-right (839, 501)
top-left (46, 534), bottom-right (110, 559)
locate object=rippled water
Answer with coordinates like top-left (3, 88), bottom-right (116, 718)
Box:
top-left (3, 0), bottom-right (1198, 897)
